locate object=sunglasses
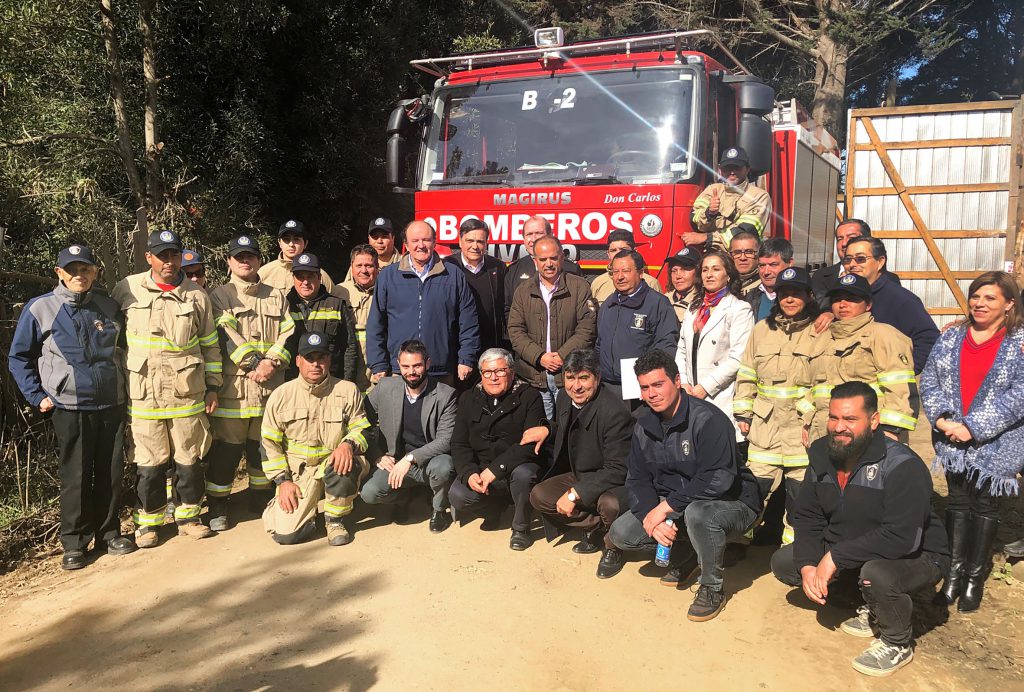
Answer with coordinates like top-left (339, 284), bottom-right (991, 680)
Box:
top-left (840, 254), bottom-right (874, 266)
top-left (185, 270), bottom-right (206, 278)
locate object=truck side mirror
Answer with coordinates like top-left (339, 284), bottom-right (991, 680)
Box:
top-left (386, 97), bottom-right (428, 192)
top-left (724, 77), bottom-right (776, 178)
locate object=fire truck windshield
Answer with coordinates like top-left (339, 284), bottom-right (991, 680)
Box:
top-left (421, 68), bottom-right (697, 189)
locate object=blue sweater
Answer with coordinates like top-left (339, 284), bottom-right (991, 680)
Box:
top-left (869, 273), bottom-right (939, 373)
top-left (366, 253), bottom-right (481, 377)
top-left (595, 282), bottom-right (679, 384)
top-left (9, 284), bottom-right (125, 410)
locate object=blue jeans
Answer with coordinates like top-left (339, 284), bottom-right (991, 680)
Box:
top-left (609, 499), bottom-right (756, 591)
top-left (539, 373), bottom-right (559, 421)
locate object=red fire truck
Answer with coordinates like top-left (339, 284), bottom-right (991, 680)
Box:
top-left (386, 28), bottom-right (841, 281)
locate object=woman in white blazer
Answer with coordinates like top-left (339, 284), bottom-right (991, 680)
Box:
top-left (675, 250), bottom-right (755, 441)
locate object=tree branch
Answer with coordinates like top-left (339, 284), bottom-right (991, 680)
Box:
top-left (741, 0), bottom-right (819, 57)
top-left (0, 133), bottom-right (114, 150)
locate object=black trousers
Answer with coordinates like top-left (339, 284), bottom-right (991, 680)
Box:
top-left (449, 463), bottom-right (539, 532)
top-left (52, 406), bottom-right (126, 551)
top-left (771, 543), bottom-right (947, 647)
top-left (945, 471), bottom-right (1000, 520)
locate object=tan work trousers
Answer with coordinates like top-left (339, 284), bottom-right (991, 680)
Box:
top-left (263, 456), bottom-right (368, 544)
top-left (747, 460), bottom-right (807, 546)
top-left (131, 413), bottom-right (212, 526)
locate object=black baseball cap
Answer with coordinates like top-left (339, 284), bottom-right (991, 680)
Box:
top-left (291, 252), bottom-right (320, 273)
top-left (775, 266), bottom-right (812, 292)
top-left (665, 247), bottom-right (701, 269)
top-left (181, 249), bottom-right (204, 268)
top-left (297, 331), bottom-right (331, 357)
top-left (828, 273), bottom-right (872, 300)
top-left (57, 244), bottom-right (97, 268)
top-left (368, 217), bottom-right (394, 235)
top-left (228, 235), bottom-right (260, 258)
top-left (278, 219), bottom-right (307, 239)
top-left (719, 146), bottom-right (750, 167)
top-left (148, 229), bottom-right (183, 254)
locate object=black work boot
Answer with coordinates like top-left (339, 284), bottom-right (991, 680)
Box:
top-left (572, 527), bottom-right (606, 554)
top-left (940, 509), bottom-right (970, 604)
top-left (958, 515), bottom-right (999, 613)
top-left (207, 497), bottom-right (229, 533)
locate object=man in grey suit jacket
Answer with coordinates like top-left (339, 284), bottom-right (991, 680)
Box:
top-left (360, 339), bottom-right (458, 532)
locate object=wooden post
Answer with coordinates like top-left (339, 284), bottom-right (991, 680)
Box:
top-left (860, 116), bottom-right (970, 315)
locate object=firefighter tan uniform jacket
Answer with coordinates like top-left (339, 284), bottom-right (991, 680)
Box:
top-left (735, 317), bottom-right (818, 468)
top-left (335, 278), bottom-right (374, 390)
top-left (802, 312), bottom-right (918, 443)
top-left (260, 375), bottom-right (371, 537)
top-left (258, 253), bottom-right (335, 292)
top-left (112, 271), bottom-right (222, 526)
top-left (341, 250), bottom-right (399, 282)
top-left (670, 287), bottom-right (696, 324)
top-left (206, 275), bottom-right (295, 496)
top-left (690, 180), bottom-right (772, 248)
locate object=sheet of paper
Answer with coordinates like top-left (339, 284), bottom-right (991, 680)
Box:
top-left (620, 358), bottom-right (640, 399)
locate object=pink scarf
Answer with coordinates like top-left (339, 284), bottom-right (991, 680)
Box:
top-left (694, 287), bottom-right (728, 333)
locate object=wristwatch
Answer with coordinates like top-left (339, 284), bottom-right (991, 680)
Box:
top-left (567, 489), bottom-right (578, 502)
top-left (402, 453), bottom-right (415, 465)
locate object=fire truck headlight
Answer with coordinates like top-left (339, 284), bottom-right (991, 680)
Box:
top-left (534, 27), bottom-right (565, 48)
top-left (639, 214), bottom-right (663, 238)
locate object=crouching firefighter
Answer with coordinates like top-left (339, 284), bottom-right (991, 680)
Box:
top-left (204, 235), bottom-right (295, 530)
top-left (260, 332), bottom-right (371, 545)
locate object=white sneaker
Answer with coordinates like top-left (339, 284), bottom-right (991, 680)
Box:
top-left (852, 639), bottom-right (914, 677)
top-left (840, 605), bottom-right (875, 638)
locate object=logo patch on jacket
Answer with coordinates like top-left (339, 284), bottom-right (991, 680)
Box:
top-left (899, 353), bottom-right (908, 365)
top-left (865, 464), bottom-right (878, 481)
top-left (681, 439), bottom-right (691, 456)
top-left (631, 313), bottom-right (648, 330)
top-left (94, 320), bottom-right (106, 332)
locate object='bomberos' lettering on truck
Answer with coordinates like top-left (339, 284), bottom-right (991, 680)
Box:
top-left (386, 28), bottom-right (841, 278)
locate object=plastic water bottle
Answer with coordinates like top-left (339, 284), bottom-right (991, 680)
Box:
top-left (655, 519), bottom-right (673, 567)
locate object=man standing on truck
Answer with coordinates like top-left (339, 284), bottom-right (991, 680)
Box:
top-left (683, 147), bottom-right (772, 252)
top-left (504, 216), bottom-right (582, 317)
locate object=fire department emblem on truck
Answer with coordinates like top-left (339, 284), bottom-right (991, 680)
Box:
top-left (639, 214), bottom-right (663, 238)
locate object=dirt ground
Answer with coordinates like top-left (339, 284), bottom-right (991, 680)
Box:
top-left (0, 420), bottom-right (1022, 691)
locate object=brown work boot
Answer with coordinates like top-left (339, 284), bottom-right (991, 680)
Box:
top-left (327, 520), bottom-right (352, 546)
top-left (136, 528), bottom-right (160, 549)
top-left (177, 521), bottom-right (213, 540)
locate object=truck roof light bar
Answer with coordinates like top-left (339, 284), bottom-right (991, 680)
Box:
top-left (409, 29), bottom-right (751, 78)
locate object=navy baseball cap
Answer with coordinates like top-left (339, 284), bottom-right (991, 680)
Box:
top-left (298, 331), bottom-right (330, 357)
top-left (228, 235), bottom-right (260, 258)
top-left (278, 219), bottom-right (307, 239)
top-left (368, 217), bottom-right (394, 234)
top-left (665, 246), bottom-right (701, 269)
top-left (148, 229), bottom-right (183, 254)
top-left (828, 273), bottom-right (872, 300)
top-left (719, 147), bottom-right (750, 167)
top-left (57, 244), bottom-right (97, 268)
top-left (775, 266), bottom-right (812, 292)
top-left (291, 252), bottom-right (320, 273)
top-left (181, 249), bottom-right (204, 268)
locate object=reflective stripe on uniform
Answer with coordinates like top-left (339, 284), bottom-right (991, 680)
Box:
top-left (781, 526), bottom-right (795, 545)
top-left (877, 369), bottom-right (916, 385)
top-left (174, 503), bottom-right (202, 520)
top-left (129, 402), bottom-right (206, 420)
top-left (748, 449), bottom-right (809, 467)
top-left (811, 384), bottom-right (834, 400)
top-left (343, 416), bottom-right (371, 451)
top-left (205, 481), bottom-right (233, 497)
top-left (127, 333), bottom-right (199, 351)
top-left (324, 500), bottom-right (353, 517)
top-left (134, 507), bottom-right (166, 527)
top-left (880, 409), bottom-right (917, 430)
top-left (262, 427), bottom-right (284, 442)
top-left (733, 398), bottom-right (754, 414)
top-left (735, 213), bottom-right (765, 234)
top-left (211, 406), bottom-right (265, 419)
top-left (288, 443), bottom-right (332, 458)
top-left (263, 455), bottom-right (288, 474)
top-left (757, 384), bottom-right (808, 399)
top-left (355, 328), bottom-right (366, 343)
top-left (230, 343), bottom-right (259, 365)
top-left (737, 364), bottom-right (757, 382)
top-left (216, 314), bottom-right (240, 329)
top-left (291, 310), bottom-right (342, 321)
top-left (267, 344), bottom-right (292, 364)
top-left (796, 398), bottom-right (815, 414)
top-left (205, 362), bottom-right (223, 373)
top-left (199, 331), bottom-right (219, 347)
top-left (248, 474), bottom-right (271, 488)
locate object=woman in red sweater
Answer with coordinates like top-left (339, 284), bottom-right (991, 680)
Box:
top-left (921, 271), bottom-right (1024, 612)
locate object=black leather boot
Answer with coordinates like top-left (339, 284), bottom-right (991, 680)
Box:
top-left (940, 510), bottom-right (970, 604)
top-left (958, 515), bottom-right (999, 613)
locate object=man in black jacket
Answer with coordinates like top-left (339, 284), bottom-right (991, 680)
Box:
top-left (811, 219), bottom-right (901, 312)
top-left (285, 253), bottom-right (358, 382)
top-left (443, 218), bottom-right (508, 358)
top-left (603, 350), bottom-right (761, 623)
top-left (770, 382), bottom-right (949, 678)
top-left (449, 348), bottom-right (549, 550)
top-left (529, 349), bottom-right (632, 557)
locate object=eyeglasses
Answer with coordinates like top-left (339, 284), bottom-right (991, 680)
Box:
top-left (840, 254), bottom-right (873, 266)
top-left (480, 368), bottom-right (510, 379)
top-left (185, 270), bottom-right (206, 278)
top-left (730, 249), bottom-right (757, 258)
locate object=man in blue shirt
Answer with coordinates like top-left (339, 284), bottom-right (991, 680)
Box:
top-left (9, 245), bottom-right (137, 569)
